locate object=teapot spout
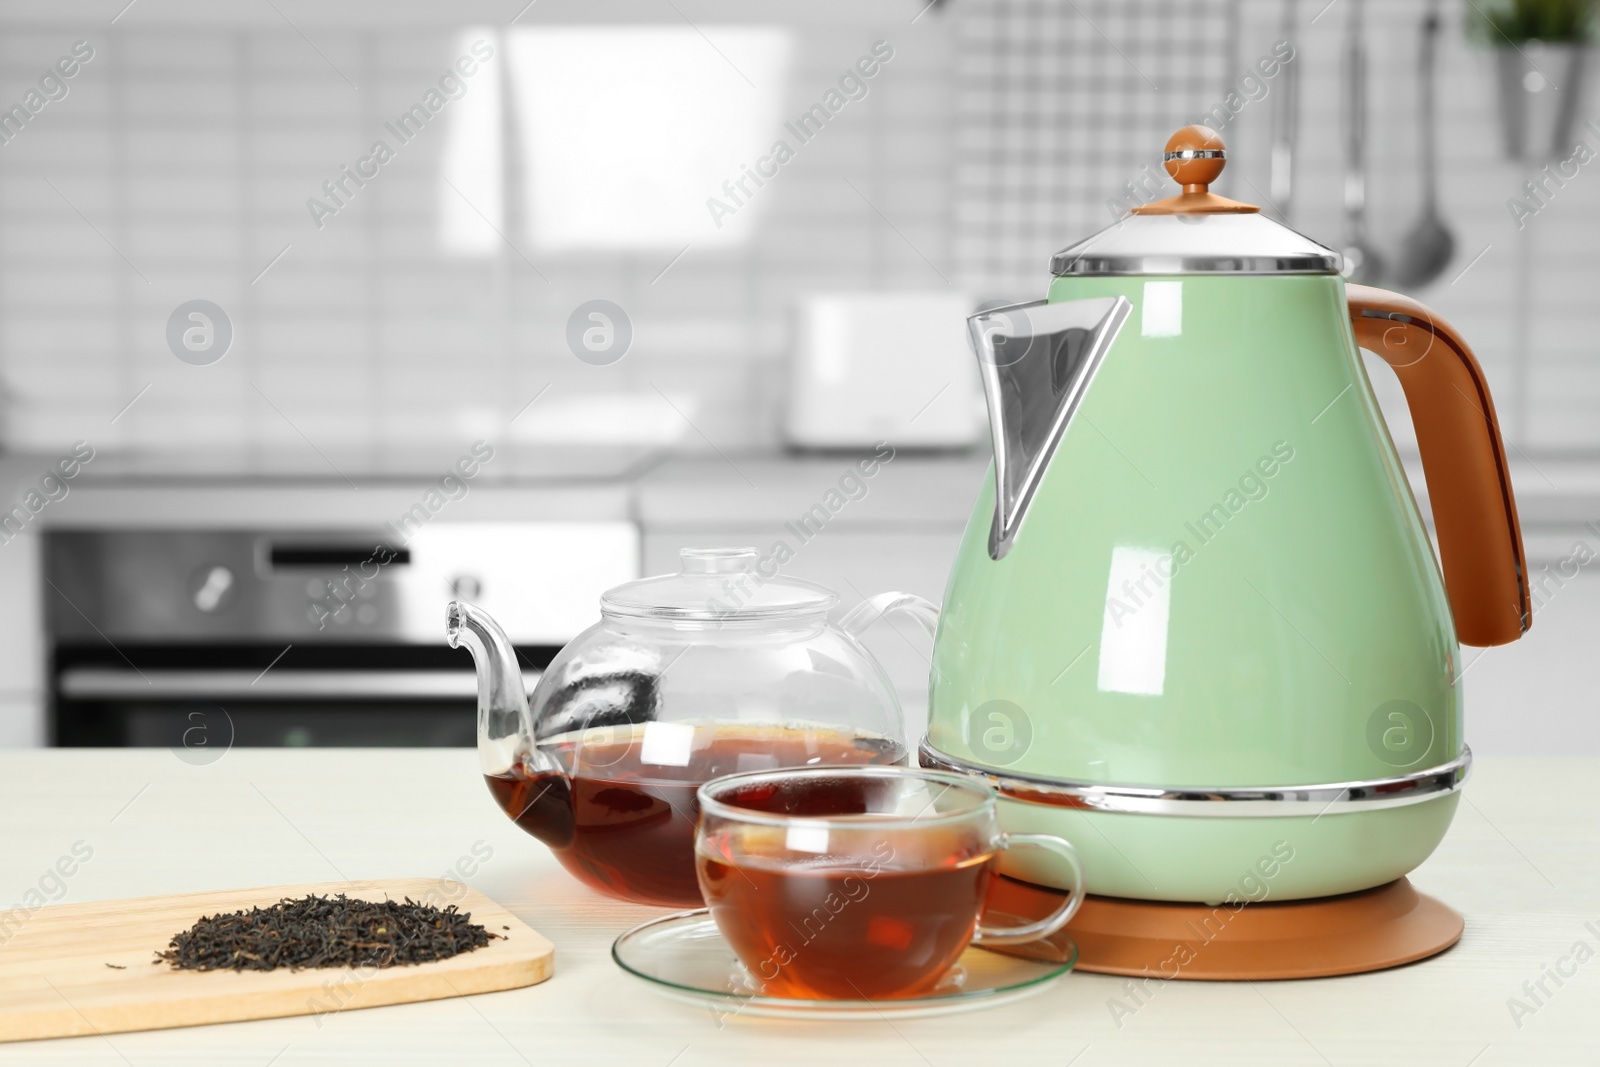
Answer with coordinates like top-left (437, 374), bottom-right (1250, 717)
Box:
top-left (968, 295), bottom-right (1131, 559)
top-left (447, 601), bottom-right (542, 776)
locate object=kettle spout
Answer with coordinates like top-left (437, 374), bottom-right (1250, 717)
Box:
top-left (968, 295), bottom-right (1131, 559)
top-left (447, 601), bottom-right (541, 775)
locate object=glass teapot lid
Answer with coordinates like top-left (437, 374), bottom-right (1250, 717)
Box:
top-left (1051, 125), bottom-right (1340, 278)
top-left (601, 547), bottom-right (837, 622)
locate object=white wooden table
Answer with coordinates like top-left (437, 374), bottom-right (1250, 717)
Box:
top-left (1, 749), bottom-right (1595, 1066)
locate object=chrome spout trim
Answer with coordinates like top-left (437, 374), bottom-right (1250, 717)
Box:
top-left (968, 295), bottom-right (1132, 560)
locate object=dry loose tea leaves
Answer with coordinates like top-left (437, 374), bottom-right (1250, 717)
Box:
top-left (155, 894), bottom-right (497, 972)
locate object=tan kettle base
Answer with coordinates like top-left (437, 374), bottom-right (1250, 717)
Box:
top-left (986, 875), bottom-right (1463, 980)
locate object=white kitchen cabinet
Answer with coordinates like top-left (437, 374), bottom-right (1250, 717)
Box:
top-left (1461, 564), bottom-right (1600, 756)
top-left (0, 529), bottom-right (43, 746)
top-left (0, 696), bottom-right (40, 747)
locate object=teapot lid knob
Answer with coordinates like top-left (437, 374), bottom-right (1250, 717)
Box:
top-left (679, 546), bottom-right (758, 574)
top-left (1131, 126), bottom-right (1260, 216)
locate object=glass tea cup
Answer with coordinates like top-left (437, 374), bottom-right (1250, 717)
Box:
top-left (694, 766), bottom-right (1086, 1000)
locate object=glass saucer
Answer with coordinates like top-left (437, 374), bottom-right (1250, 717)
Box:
top-left (611, 909), bottom-right (1077, 1020)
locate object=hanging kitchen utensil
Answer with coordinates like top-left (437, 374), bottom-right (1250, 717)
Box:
top-left (1268, 0), bottom-right (1299, 221)
top-left (1395, 3), bottom-right (1456, 288)
top-left (1341, 0), bottom-right (1384, 284)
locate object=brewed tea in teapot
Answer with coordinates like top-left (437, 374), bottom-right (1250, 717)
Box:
top-left (450, 547), bottom-right (937, 907)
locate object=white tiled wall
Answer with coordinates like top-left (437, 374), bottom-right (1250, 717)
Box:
top-left (0, 1), bottom-right (957, 460)
top-left (0, 0), bottom-right (1593, 458)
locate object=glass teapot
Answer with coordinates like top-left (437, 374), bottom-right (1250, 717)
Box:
top-left (447, 546), bottom-right (936, 907)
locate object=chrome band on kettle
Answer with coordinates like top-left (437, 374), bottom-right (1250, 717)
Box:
top-left (918, 739), bottom-right (1471, 818)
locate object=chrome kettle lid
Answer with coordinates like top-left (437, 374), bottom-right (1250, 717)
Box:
top-left (1050, 126), bottom-right (1341, 277)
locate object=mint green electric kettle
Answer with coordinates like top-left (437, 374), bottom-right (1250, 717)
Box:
top-left (922, 127), bottom-right (1530, 903)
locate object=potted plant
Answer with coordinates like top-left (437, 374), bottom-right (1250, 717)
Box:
top-left (1475, 0), bottom-right (1594, 159)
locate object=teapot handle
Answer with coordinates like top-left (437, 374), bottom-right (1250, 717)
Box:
top-left (1347, 284), bottom-right (1530, 646)
top-left (839, 591), bottom-right (940, 642)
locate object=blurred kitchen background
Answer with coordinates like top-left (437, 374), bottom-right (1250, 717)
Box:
top-left (0, 0), bottom-right (1594, 754)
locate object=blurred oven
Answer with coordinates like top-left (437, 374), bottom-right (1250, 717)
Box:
top-left (45, 523), bottom-right (638, 748)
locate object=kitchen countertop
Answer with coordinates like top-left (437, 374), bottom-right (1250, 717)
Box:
top-left (6, 445), bottom-right (1600, 540)
top-left (0, 448), bottom-right (993, 530)
top-left (1, 446), bottom-right (656, 529)
top-left (2, 749), bottom-right (1595, 1066)
top-left (32, 478), bottom-right (638, 529)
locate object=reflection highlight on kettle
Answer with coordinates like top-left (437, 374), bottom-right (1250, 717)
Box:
top-left (1098, 545), bottom-right (1172, 697)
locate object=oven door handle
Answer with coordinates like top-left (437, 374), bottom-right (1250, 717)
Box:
top-left (58, 668), bottom-right (542, 701)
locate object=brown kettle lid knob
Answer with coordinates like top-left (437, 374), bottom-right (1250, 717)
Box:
top-left (1132, 126), bottom-right (1259, 216)
top-left (1164, 125), bottom-right (1228, 191)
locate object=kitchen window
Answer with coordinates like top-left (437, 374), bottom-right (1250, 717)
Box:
top-left (439, 25), bottom-right (792, 254)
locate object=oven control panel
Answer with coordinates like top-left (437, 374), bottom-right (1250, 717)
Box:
top-left (45, 523), bottom-right (640, 645)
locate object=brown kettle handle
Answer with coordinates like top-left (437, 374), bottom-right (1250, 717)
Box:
top-left (1347, 284), bottom-right (1530, 646)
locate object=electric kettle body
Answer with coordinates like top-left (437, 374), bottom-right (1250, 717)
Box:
top-left (924, 128), bottom-right (1529, 903)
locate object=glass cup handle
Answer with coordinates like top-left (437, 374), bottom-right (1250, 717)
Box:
top-left (972, 833), bottom-right (1087, 947)
top-left (839, 591), bottom-right (940, 641)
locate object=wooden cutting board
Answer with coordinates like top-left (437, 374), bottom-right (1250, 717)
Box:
top-left (0, 878), bottom-right (554, 1043)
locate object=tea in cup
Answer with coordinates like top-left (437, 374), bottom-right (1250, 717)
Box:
top-left (694, 766), bottom-right (1085, 1000)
